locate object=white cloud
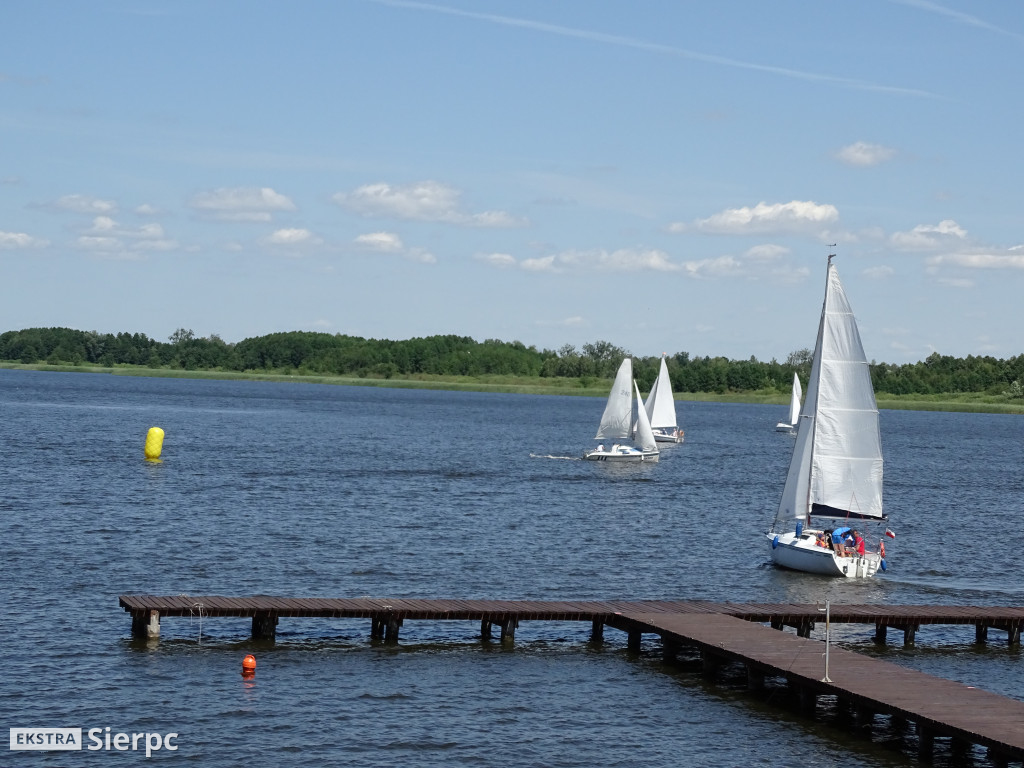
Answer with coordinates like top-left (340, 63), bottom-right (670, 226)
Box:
top-left (73, 216), bottom-right (178, 258)
top-left (744, 244), bottom-right (789, 260)
top-left (354, 231), bottom-right (404, 252)
top-left (927, 252), bottom-right (1024, 270)
top-left (267, 228), bottom-right (320, 246)
top-left (836, 141), bottom-right (896, 167)
top-left (0, 231), bottom-right (49, 249)
top-left (189, 187), bottom-right (295, 221)
top-left (681, 255), bottom-right (742, 277)
top-left (561, 316), bottom-right (585, 326)
top-left (891, 219), bottom-right (967, 251)
top-left (521, 255), bottom-right (558, 272)
top-left (863, 265), bottom-right (895, 279)
top-left (476, 252), bottom-right (517, 267)
top-left (53, 194), bottom-right (117, 214)
top-left (676, 200), bottom-right (839, 235)
top-left (333, 181), bottom-right (527, 228)
top-left (135, 204), bottom-right (159, 215)
top-left (406, 247), bottom-right (437, 264)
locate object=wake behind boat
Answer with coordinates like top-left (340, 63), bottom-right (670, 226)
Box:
top-left (644, 355), bottom-right (684, 443)
top-left (766, 254), bottom-right (888, 578)
top-left (584, 358), bottom-right (660, 462)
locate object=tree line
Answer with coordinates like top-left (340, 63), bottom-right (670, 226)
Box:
top-left (1, 326), bottom-right (1023, 398)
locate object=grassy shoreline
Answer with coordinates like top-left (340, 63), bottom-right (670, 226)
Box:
top-left (3, 362), bottom-right (1022, 414)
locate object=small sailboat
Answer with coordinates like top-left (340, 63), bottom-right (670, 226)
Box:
top-left (775, 372), bottom-right (803, 432)
top-left (766, 254), bottom-right (887, 578)
top-left (644, 356), bottom-right (684, 443)
top-left (584, 358), bottom-right (660, 462)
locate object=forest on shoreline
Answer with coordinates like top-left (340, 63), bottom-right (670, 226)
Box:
top-left (2, 326), bottom-right (1023, 412)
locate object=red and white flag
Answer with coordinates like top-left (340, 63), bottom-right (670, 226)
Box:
top-left (885, 528), bottom-right (896, 539)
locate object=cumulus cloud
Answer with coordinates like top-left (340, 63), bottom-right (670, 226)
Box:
top-left (333, 181), bottom-right (527, 228)
top-left (927, 252), bottom-right (1024, 270)
top-left (189, 186), bottom-right (295, 221)
top-left (52, 194), bottom-right (117, 214)
top-left (354, 232), bottom-right (404, 253)
top-left (864, 265), bottom-right (895, 279)
top-left (475, 252), bottom-right (517, 268)
top-left (0, 230), bottom-right (49, 249)
top-left (73, 216), bottom-right (178, 258)
top-left (480, 248), bottom-right (681, 273)
top-left (744, 243), bottom-right (789, 260)
top-left (891, 219), bottom-right (967, 251)
top-left (836, 141), bottom-right (896, 167)
top-left (672, 200), bottom-right (839, 235)
top-left (681, 255), bottom-right (743, 278)
top-left (267, 228), bottom-right (321, 246)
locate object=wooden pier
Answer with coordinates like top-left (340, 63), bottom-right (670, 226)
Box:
top-left (120, 596), bottom-right (1024, 765)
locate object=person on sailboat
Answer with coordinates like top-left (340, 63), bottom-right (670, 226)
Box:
top-left (852, 531), bottom-right (866, 557)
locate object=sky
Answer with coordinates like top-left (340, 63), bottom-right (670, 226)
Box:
top-left (2, 1), bottom-right (1023, 365)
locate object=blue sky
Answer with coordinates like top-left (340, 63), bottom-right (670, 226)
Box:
top-left (3, 1), bottom-right (1022, 364)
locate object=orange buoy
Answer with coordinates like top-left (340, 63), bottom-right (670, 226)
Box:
top-left (242, 654), bottom-right (256, 671)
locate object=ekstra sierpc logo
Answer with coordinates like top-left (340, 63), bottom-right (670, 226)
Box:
top-left (11, 727), bottom-right (179, 756)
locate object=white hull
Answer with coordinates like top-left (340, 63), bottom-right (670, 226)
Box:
top-left (584, 445), bottom-right (660, 462)
top-left (767, 531), bottom-right (882, 578)
top-left (775, 422), bottom-right (796, 432)
top-left (653, 428), bottom-right (683, 443)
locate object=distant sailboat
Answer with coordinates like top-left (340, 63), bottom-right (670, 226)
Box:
top-left (766, 254), bottom-right (887, 578)
top-left (644, 356), bottom-right (684, 443)
top-left (583, 358), bottom-right (660, 462)
top-left (775, 372), bottom-right (802, 432)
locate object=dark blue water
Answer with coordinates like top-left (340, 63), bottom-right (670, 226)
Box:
top-left (2, 369), bottom-right (1022, 766)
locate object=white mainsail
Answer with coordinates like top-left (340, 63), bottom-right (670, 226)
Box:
top-left (774, 260), bottom-right (883, 528)
top-left (644, 356), bottom-right (678, 431)
top-left (633, 381), bottom-right (659, 452)
top-left (594, 358), bottom-right (634, 440)
top-left (786, 372), bottom-right (802, 427)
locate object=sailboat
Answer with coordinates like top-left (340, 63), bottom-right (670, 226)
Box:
top-left (775, 372), bottom-right (803, 432)
top-left (766, 255), bottom-right (887, 578)
top-left (583, 358), bottom-right (660, 462)
top-left (644, 356), bottom-right (684, 443)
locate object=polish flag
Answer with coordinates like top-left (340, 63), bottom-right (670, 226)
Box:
top-left (885, 528), bottom-right (896, 539)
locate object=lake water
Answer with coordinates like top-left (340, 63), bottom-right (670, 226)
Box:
top-left (1, 368), bottom-right (1022, 766)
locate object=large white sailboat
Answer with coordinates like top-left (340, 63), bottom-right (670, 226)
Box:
top-left (775, 372), bottom-right (803, 432)
top-left (584, 358), bottom-right (660, 462)
top-left (766, 255), bottom-right (888, 578)
top-left (644, 356), bottom-right (684, 443)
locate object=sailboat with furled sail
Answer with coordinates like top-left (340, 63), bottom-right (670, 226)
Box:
top-left (766, 254), bottom-right (888, 578)
top-left (583, 358), bottom-right (660, 462)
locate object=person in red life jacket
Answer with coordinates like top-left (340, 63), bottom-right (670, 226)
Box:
top-left (852, 530), bottom-right (866, 557)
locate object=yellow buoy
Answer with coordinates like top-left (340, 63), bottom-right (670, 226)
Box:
top-left (144, 427), bottom-right (165, 461)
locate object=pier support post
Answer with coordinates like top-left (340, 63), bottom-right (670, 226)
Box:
top-left (480, 620), bottom-right (492, 641)
top-left (499, 617), bottom-right (517, 644)
top-left (975, 623), bottom-right (988, 644)
top-left (627, 630), bottom-right (642, 652)
top-left (987, 747), bottom-right (1010, 768)
top-left (874, 623), bottom-right (887, 644)
top-left (770, 619), bottom-right (784, 631)
top-left (590, 619), bottom-right (604, 643)
top-left (700, 650), bottom-right (721, 679)
top-left (916, 724), bottom-right (934, 759)
top-left (796, 621), bottom-right (814, 638)
top-left (131, 610), bottom-right (160, 639)
top-left (384, 616), bottom-right (402, 644)
top-left (903, 625), bottom-right (917, 646)
top-left (855, 705), bottom-right (875, 727)
top-left (746, 666), bottom-right (764, 692)
top-left (799, 688), bottom-right (817, 715)
top-left (371, 618), bottom-right (384, 639)
top-left (1007, 625), bottom-right (1021, 647)
top-left (251, 613), bottom-right (278, 640)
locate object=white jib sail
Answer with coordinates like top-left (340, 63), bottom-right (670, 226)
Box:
top-left (645, 357), bottom-right (678, 430)
top-left (595, 358), bottom-right (634, 440)
top-left (633, 380), bottom-right (659, 452)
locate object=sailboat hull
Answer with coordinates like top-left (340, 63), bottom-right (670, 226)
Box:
top-left (767, 532), bottom-right (882, 578)
top-left (583, 447), bottom-right (660, 462)
top-left (652, 428), bottom-right (683, 443)
top-left (774, 422), bottom-right (795, 433)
